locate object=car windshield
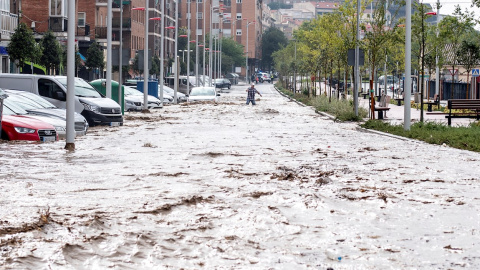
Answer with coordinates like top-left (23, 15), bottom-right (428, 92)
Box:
top-left (190, 88), bottom-right (215, 96)
top-left (18, 92), bottom-right (56, 108)
top-left (162, 87), bottom-right (174, 93)
top-left (3, 95), bottom-right (39, 110)
top-left (2, 105), bottom-right (15, 115)
top-left (56, 77), bottom-right (102, 98)
top-left (124, 86), bottom-right (142, 96)
top-left (3, 99), bottom-right (29, 115)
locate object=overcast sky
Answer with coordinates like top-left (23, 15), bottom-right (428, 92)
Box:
top-left (423, 0), bottom-right (480, 17)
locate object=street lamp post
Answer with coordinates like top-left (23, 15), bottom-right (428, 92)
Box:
top-left (246, 20), bottom-right (255, 84)
top-left (160, 0), bottom-right (165, 105)
top-left (187, 0), bottom-right (191, 93)
top-left (209, 6), bottom-right (219, 86)
top-left (293, 39), bottom-right (297, 93)
top-left (132, 5), bottom-right (149, 111)
top-left (195, 0), bottom-right (199, 87)
top-left (404, 0), bottom-right (412, 130)
top-left (202, 0), bottom-right (206, 86)
top-left (107, 0), bottom-right (113, 99)
top-left (174, 0), bottom-right (179, 104)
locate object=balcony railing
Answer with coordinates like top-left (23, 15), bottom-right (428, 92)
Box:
top-left (112, 18), bottom-right (131, 28)
top-left (1, 11), bottom-right (18, 39)
top-left (95, 27), bottom-right (121, 41)
top-left (76, 25), bottom-right (91, 36)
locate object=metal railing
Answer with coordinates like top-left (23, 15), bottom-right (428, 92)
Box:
top-left (0, 11), bottom-right (18, 39)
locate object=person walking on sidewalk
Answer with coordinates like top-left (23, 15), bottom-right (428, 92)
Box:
top-left (246, 83), bottom-right (262, 105)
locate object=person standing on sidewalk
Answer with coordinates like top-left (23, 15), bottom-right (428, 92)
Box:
top-left (246, 83), bottom-right (262, 105)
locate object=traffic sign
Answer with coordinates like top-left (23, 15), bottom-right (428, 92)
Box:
top-left (472, 69), bottom-right (480, 77)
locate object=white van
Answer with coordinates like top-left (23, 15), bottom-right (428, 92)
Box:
top-left (164, 76), bottom-right (196, 95)
top-left (0, 74), bottom-right (123, 126)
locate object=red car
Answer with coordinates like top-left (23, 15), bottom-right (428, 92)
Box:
top-left (1, 115), bottom-right (58, 142)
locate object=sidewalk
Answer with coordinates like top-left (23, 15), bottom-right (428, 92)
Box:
top-left (292, 80), bottom-right (476, 127)
top-left (357, 93), bottom-right (475, 127)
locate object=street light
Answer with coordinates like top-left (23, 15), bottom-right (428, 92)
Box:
top-left (245, 20), bottom-right (255, 84)
top-left (132, 5), bottom-right (149, 111)
top-left (292, 39), bottom-right (297, 93)
top-left (179, 49), bottom-right (193, 63)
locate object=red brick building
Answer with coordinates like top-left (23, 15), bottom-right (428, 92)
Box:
top-left (180, 0), bottom-right (262, 77)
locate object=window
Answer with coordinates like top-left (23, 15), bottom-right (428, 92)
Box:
top-left (196, 29), bottom-right (203, 35)
top-left (187, 13), bottom-right (191, 19)
top-left (197, 0), bottom-right (203, 2)
top-left (78, 12), bottom-right (86, 27)
top-left (38, 79), bottom-right (66, 101)
top-left (50, 0), bottom-right (63, 16)
top-left (197, 12), bottom-right (203, 19)
top-left (236, 13), bottom-right (242, 19)
top-left (236, 29), bottom-right (242, 35)
top-left (236, 0), bottom-right (242, 3)
top-left (223, 0), bottom-right (231, 6)
top-left (223, 29), bottom-right (231, 37)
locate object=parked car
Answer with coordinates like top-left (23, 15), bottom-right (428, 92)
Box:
top-left (0, 74), bottom-right (123, 127)
top-left (257, 72), bottom-right (271, 83)
top-left (188, 87), bottom-right (220, 103)
top-left (4, 90), bottom-right (88, 136)
top-left (90, 79), bottom-right (163, 109)
top-left (120, 85), bottom-right (164, 108)
top-left (1, 111), bottom-right (58, 142)
top-left (213, 78), bottom-right (232, 90)
top-left (3, 98), bottom-right (68, 139)
top-left (160, 85), bottom-right (187, 102)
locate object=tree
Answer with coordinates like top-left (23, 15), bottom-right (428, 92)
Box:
top-left (39, 31), bottom-right (62, 75)
top-left (8, 23), bottom-right (41, 71)
top-left (86, 41), bottom-right (105, 79)
top-left (150, 55), bottom-right (160, 77)
top-left (439, 5), bottom-right (475, 98)
top-left (456, 36), bottom-right (480, 99)
top-left (261, 27), bottom-right (288, 71)
top-left (61, 45), bottom-right (81, 76)
top-left (220, 37), bottom-right (245, 73)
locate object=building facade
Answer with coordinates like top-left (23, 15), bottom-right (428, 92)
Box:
top-left (180, 0), bottom-right (262, 77)
top-left (1, 0), bottom-right (18, 73)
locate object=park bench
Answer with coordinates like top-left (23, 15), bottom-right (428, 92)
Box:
top-left (374, 95), bottom-right (391, 120)
top-left (423, 94), bottom-right (440, 112)
top-left (445, 99), bottom-right (480, 126)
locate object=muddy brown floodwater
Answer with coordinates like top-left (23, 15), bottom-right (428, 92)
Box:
top-left (1, 84), bottom-right (480, 269)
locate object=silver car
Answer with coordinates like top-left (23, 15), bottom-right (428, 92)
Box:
top-left (4, 90), bottom-right (88, 136)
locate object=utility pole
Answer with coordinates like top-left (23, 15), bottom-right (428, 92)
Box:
top-left (354, 0), bottom-right (360, 116)
top-left (187, 0), bottom-right (191, 94)
top-left (435, 0), bottom-right (441, 97)
top-left (143, 0), bottom-right (149, 111)
top-left (107, 0), bottom-right (112, 98)
top-left (404, 0), bottom-right (412, 130)
top-left (65, 0), bottom-right (76, 150)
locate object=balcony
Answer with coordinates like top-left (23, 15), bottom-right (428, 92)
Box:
top-left (0, 11), bottom-right (18, 40)
top-left (95, 27), bottom-right (121, 41)
top-left (112, 18), bottom-right (131, 29)
top-left (49, 17), bottom-right (68, 32)
top-left (76, 25), bottom-right (91, 37)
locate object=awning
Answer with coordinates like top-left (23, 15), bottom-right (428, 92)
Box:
top-left (0, 46), bottom-right (8, 55)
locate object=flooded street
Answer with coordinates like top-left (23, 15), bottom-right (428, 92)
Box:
top-left (1, 83), bottom-right (480, 269)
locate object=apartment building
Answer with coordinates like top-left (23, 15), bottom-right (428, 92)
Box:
top-left (180, 0), bottom-right (262, 77)
top-left (0, 0), bottom-right (18, 73)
